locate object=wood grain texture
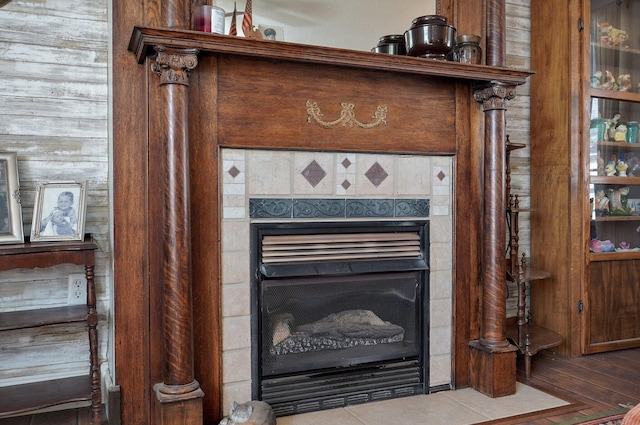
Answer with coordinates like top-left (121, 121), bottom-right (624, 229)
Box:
top-left (529, 0), bottom-right (598, 358)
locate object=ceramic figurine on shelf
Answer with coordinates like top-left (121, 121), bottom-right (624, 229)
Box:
top-left (614, 124), bottom-right (628, 142)
top-left (597, 22), bottom-right (629, 47)
top-left (618, 74), bottom-right (632, 92)
top-left (628, 153), bottom-right (640, 176)
top-left (601, 70), bottom-right (618, 90)
top-left (606, 113), bottom-right (621, 140)
top-left (590, 239), bottom-right (615, 252)
top-left (595, 189), bottom-right (610, 215)
top-left (604, 161), bottom-right (616, 176)
top-left (620, 241), bottom-right (631, 250)
top-left (591, 71), bottom-right (602, 88)
top-left (608, 186), bottom-right (631, 215)
top-left (616, 156), bottom-right (628, 176)
top-left (597, 149), bottom-right (605, 175)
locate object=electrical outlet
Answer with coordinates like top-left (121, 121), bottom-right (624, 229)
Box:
top-left (68, 273), bottom-right (87, 305)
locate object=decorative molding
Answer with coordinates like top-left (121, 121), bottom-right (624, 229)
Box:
top-left (306, 101), bottom-right (388, 129)
top-left (249, 198), bottom-right (429, 219)
top-left (473, 83), bottom-right (517, 111)
top-left (151, 46), bottom-right (199, 86)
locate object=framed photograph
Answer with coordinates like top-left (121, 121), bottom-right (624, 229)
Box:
top-left (30, 181), bottom-right (87, 242)
top-left (0, 152), bottom-right (24, 244)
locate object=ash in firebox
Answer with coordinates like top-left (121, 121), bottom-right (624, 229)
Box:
top-left (270, 309), bottom-right (405, 356)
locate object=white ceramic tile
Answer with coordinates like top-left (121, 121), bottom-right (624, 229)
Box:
top-left (222, 250), bottom-right (250, 284)
top-left (247, 150), bottom-right (292, 196)
top-left (430, 270), bottom-right (453, 300)
top-left (222, 316), bottom-right (251, 350)
top-left (222, 220), bottom-right (250, 252)
top-left (397, 155), bottom-right (432, 196)
top-left (441, 383), bottom-right (569, 419)
top-left (430, 325), bottom-right (452, 356)
top-left (430, 298), bottom-right (452, 328)
top-left (223, 207), bottom-right (246, 219)
top-left (277, 407), bottom-right (368, 425)
top-left (430, 354), bottom-right (453, 386)
top-left (222, 348), bottom-right (252, 384)
top-left (222, 283), bottom-right (250, 317)
top-left (430, 242), bottom-right (453, 272)
top-left (346, 393), bottom-right (489, 425)
top-left (222, 382), bottom-right (252, 418)
top-left (336, 153), bottom-right (357, 196)
top-left (429, 216), bottom-right (452, 244)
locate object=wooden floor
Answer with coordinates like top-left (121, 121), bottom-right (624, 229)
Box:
top-left (2, 347), bottom-right (639, 425)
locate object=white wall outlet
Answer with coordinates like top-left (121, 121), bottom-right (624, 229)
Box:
top-left (68, 273), bottom-right (87, 305)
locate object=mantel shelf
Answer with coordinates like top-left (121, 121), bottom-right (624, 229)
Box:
top-left (129, 26), bottom-right (534, 86)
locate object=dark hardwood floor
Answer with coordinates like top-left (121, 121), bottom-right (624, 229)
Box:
top-left (2, 347), bottom-right (639, 425)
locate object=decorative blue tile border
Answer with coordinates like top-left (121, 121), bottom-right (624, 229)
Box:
top-left (249, 198), bottom-right (429, 219)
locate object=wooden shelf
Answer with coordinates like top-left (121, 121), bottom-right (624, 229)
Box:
top-left (597, 141), bottom-right (640, 150)
top-left (128, 26), bottom-right (533, 85)
top-left (0, 305), bottom-right (88, 331)
top-left (590, 176), bottom-right (640, 185)
top-left (0, 236), bottom-right (101, 421)
top-left (507, 322), bottom-right (563, 356)
top-left (590, 250), bottom-right (640, 261)
top-left (0, 376), bottom-right (92, 418)
top-left (592, 215), bottom-right (640, 221)
top-left (590, 88), bottom-right (640, 103)
top-left (507, 266), bottom-right (552, 283)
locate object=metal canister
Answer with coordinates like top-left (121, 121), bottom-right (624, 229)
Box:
top-left (454, 34), bottom-right (482, 64)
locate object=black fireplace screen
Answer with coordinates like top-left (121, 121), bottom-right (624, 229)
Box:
top-left (262, 271), bottom-right (421, 376)
top-left (251, 221), bottom-right (429, 416)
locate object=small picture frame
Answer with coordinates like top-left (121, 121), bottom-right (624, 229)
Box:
top-left (0, 152), bottom-right (24, 245)
top-left (30, 181), bottom-right (87, 242)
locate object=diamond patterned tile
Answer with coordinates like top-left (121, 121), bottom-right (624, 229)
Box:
top-left (301, 160), bottom-right (327, 188)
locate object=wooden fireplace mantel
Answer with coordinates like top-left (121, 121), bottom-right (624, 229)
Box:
top-left (116, 13), bottom-right (533, 423)
top-left (129, 26), bottom-right (532, 86)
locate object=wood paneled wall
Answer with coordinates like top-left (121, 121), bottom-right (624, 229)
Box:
top-left (0, 0), bottom-right (110, 388)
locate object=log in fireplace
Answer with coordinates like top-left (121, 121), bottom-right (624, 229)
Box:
top-left (251, 221), bottom-right (429, 416)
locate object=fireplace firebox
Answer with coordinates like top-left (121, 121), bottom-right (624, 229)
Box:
top-left (251, 221), bottom-right (429, 416)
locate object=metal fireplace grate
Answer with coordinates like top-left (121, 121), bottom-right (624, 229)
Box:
top-left (261, 232), bottom-right (422, 264)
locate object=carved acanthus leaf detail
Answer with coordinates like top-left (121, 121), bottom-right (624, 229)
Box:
top-left (306, 101), bottom-right (387, 129)
top-left (473, 83), bottom-right (517, 111)
top-left (151, 46), bottom-right (199, 86)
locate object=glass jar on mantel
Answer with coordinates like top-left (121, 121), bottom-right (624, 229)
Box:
top-left (588, 0), bottom-right (640, 256)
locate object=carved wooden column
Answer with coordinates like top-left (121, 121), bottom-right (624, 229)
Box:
top-left (467, 0), bottom-right (518, 398)
top-left (151, 45), bottom-right (205, 425)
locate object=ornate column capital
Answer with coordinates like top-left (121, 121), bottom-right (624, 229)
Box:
top-left (151, 46), bottom-right (199, 86)
top-left (473, 82), bottom-right (517, 111)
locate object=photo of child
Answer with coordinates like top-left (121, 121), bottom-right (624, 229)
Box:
top-left (39, 191), bottom-right (78, 236)
top-left (31, 181), bottom-right (86, 242)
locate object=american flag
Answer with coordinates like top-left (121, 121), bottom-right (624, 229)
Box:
top-left (241, 0), bottom-right (252, 35)
top-left (229, 1), bottom-right (237, 35)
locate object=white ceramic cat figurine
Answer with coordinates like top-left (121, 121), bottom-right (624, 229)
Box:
top-left (218, 401), bottom-right (276, 425)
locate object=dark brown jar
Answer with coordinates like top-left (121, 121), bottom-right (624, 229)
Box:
top-left (372, 34), bottom-right (407, 55)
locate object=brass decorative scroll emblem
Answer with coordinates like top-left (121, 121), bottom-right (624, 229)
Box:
top-left (306, 101), bottom-right (387, 129)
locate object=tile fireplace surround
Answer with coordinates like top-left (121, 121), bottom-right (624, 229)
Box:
top-left (220, 148), bottom-right (454, 412)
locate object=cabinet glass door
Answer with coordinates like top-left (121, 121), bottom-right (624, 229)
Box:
top-left (589, 0), bottom-right (640, 257)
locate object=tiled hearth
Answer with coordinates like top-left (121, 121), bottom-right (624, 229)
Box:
top-left (220, 149), bottom-right (454, 412)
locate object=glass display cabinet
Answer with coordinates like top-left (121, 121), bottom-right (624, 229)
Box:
top-left (589, 0), bottom-right (640, 258)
